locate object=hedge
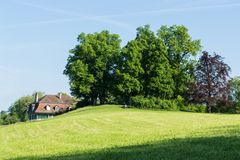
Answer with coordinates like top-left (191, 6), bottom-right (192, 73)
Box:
top-left (131, 96), bottom-right (206, 113)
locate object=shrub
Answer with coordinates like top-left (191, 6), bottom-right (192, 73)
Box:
top-left (131, 96), bottom-right (179, 111)
top-left (1, 115), bottom-right (19, 125)
top-left (213, 100), bottom-right (236, 113)
top-left (131, 96), bottom-right (149, 109)
top-left (176, 95), bottom-right (185, 110)
top-left (131, 96), bottom-right (207, 113)
top-left (184, 104), bottom-right (207, 113)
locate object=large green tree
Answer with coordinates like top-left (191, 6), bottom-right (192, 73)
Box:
top-left (157, 25), bottom-right (201, 98)
top-left (115, 39), bottom-right (144, 104)
top-left (64, 31), bottom-right (121, 105)
top-left (137, 25), bottom-right (174, 98)
top-left (115, 25), bottom-right (174, 103)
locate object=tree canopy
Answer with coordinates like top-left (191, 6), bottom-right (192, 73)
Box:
top-left (62, 24), bottom-right (235, 113)
top-left (135, 25), bottom-right (174, 99)
top-left (64, 31), bottom-right (121, 105)
top-left (2, 24), bottom-right (237, 126)
top-left (157, 25), bottom-right (201, 97)
top-left (191, 51), bottom-right (231, 112)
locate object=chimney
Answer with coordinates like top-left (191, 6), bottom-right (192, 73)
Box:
top-left (35, 93), bottom-right (39, 103)
top-left (59, 92), bottom-right (62, 100)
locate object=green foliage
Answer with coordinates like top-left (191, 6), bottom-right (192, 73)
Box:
top-left (176, 95), bottom-right (185, 108)
top-left (64, 25), bottom-right (201, 105)
top-left (157, 25), bottom-right (201, 97)
top-left (1, 114), bottom-right (19, 125)
top-left (64, 31), bottom-right (121, 104)
top-left (154, 98), bottom-right (179, 110)
top-left (115, 40), bottom-right (144, 104)
top-left (131, 96), bottom-right (178, 111)
top-left (0, 110), bottom-right (19, 125)
top-left (65, 60), bottom-right (95, 98)
top-left (115, 25), bottom-right (174, 103)
top-left (0, 112), bottom-right (6, 125)
top-left (0, 91), bottom-right (45, 125)
top-left (137, 25), bottom-right (174, 98)
top-left (229, 76), bottom-right (240, 105)
top-left (131, 96), bottom-right (155, 109)
top-left (63, 25), bottom-right (235, 113)
top-left (180, 104), bottom-right (206, 113)
top-left (9, 96), bottom-right (34, 122)
top-left (131, 96), bottom-right (206, 113)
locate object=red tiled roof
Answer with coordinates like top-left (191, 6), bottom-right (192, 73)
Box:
top-left (38, 95), bottom-right (73, 104)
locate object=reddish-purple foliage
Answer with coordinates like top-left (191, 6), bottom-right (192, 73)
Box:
top-left (191, 51), bottom-right (231, 112)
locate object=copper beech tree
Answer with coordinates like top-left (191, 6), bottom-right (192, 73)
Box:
top-left (191, 51), bottom-right (231, 113)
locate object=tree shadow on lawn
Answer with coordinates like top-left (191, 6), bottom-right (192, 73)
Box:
top-left (10, 135), bottom-right (240, 160)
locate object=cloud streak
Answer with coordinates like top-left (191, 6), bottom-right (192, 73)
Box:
top-left (100, 2), bottom-right (240, 18)
top-left (6, 0), bottom-right (133, 30)
top-left (4, 1), bottom-right (240, 30)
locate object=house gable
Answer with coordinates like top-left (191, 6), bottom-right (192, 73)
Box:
top-left (28, 94), bottom-right (74, 120)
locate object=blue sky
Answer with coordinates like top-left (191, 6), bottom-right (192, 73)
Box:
top-left (0, 0), bottom-right (240, 110)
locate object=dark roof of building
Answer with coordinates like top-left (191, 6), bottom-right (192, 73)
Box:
top-left (38, 95), bottom-right (73, 104)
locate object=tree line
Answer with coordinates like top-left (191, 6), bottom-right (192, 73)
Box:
top-left (0, 92), bottom-right (44, 125)
top-left (0, 92), bottom-right (75, 125)
top-left (64, 24), bottom-right (240, 113)
top-left (1, 24), bottom-right (240, 125)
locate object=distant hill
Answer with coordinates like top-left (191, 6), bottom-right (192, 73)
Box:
top-left (1, 105), bottom-right (240, 160)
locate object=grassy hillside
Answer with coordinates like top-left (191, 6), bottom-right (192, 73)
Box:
top-left (1, 105), bottom-right (240, 160)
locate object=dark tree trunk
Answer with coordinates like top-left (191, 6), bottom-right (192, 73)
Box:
top-left (129, 96), bottom-right (132, 106)
top-left (208, 106), bottom-right (212, 113)
top-left (91, 97), bottom-right (97, 105)
top-left (100, 98), bottom-right (105, 105)
top-left (124, 95), bottom-right (131, 106)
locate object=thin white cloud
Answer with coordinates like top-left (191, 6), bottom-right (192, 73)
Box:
top-left (4, 1), bottom-right (240, 30)
top-left (0, 18), bottom-right (89, 30)
top-left (14, 0), bottom-right (240, 18)
top-left (0, 17), bottom-right (132, 30)
top-left (101, 2), bottom-right (240, 18)
top-left (7, 0), bottom-right (133, 30)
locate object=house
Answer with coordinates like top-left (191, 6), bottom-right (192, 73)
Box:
top-left (28, 93), bottom-right (74, 120)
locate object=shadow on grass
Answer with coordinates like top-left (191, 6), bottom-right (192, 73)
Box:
top-left (10, 135), bottom-right (240, 160)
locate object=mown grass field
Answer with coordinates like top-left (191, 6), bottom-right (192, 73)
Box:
top-left (1, 105), bottom-right (240, 160)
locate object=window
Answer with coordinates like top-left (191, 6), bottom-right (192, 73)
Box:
top-left (45, 105), bottom-right (51, 111)
top-left (37, 114), bottom-right (48, 120)
top-left (54, 106), bottom-right (60, 111)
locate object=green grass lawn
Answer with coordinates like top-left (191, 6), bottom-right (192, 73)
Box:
top-left (1, 105), bottom-right (240, 160)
